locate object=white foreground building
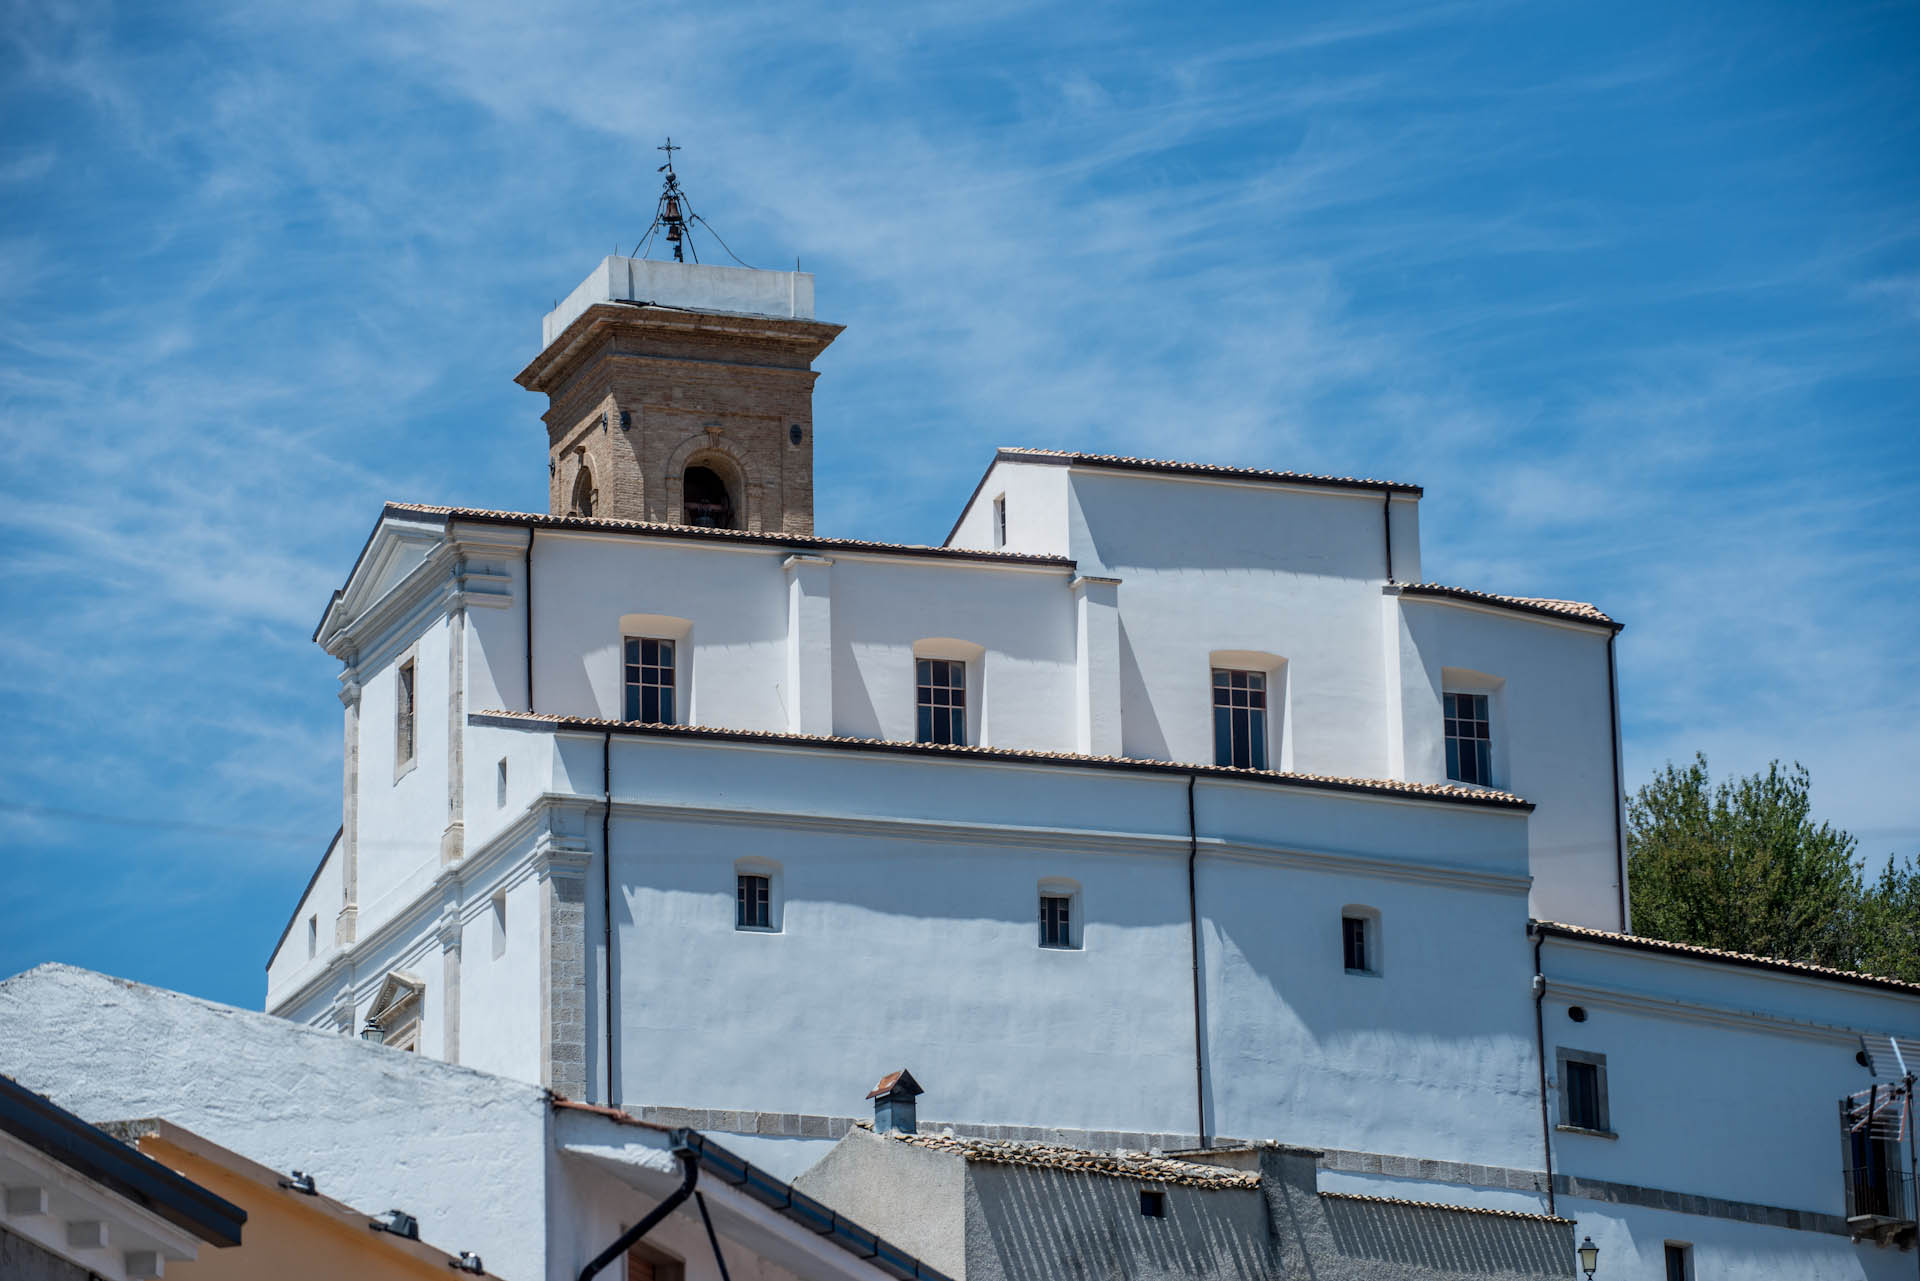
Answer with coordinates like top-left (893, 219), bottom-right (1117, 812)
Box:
top-left (264, 255), bottom-right (1918, 1279)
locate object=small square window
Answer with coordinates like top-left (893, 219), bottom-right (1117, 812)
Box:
top-left (624, 637), bottom-right (677, 724)
top-left (916, 658), bottom-right (968, 747)
top-left (1139, 1189), bottom-right (1166, 1218)
top-left (1443, 690), bottom-right (1492, 785)
top-left (1212, 669), bottom-right (1268, 770)
top-left (1557, 1049), bottom-right (1611, 1134)
top-left (737, 874), bottom-right (771, 930)
top-left (1040, 894), bottom-right (1074, 949)
top-left (1342, 916), bottom-right (1369, 973)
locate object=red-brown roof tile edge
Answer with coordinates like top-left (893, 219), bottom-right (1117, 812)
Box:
top-left (1531, 921), bottom-right (1920, 996)
top-left (468, 710), bottom-right (1534, 810)
top-left (997, 448), bottom-right (1424, 496)
top-left (1396, 583), bottom-right (1621, 630)
top-left (1318, 1191), bottom-right (1575, 1226)
top-left (384, 503), bottom-right (1077, 567)
top-left (872, 1128), bottom-right (1262, 1189)
top-left (550, 1096), bottom-right (672, 1130)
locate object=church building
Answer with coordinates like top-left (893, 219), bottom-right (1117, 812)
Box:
top-left (266, 246), bottom-right (1918, 1280)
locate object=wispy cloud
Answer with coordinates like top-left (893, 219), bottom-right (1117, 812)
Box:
top-left (1, 0), bottom-right (1914, 1003)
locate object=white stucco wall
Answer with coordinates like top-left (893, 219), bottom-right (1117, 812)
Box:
top-left (265, 834), bottom-right (344, 999)
top-left (1065, 469), bottom-right (1399, 776)
top-left (0, 965), bottom-right (552, 1281)
top-left (1395, 596), bottom-right (1623, 929)
top-left (945, 457), bottom-right (1074, 558)
top-left (579, 731), bottom-right (1537, 1169)
top-left (1558, 1201), bottom-right (1912, 1281)
top-left (1542, 936), bottom-right (1919, 1217)
top-left (354, 612), bottom-right (454, 921)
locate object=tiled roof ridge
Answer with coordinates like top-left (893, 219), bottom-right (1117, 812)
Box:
top-left (866, 1125), bottom-right (1261, 1189)
top-left (998, 447), bottom-right (1423, 495)
top-left (383, 502), bottom-right (1075, 567)
top-left (1318, 1190), bottom-right (1575, 1226)
top-left (469, 710), bottom-right (1534, 809)
top-left (1397, 582), bottom-right (1620, 629)
top-left (1533, 920), bottom-right (1920, 995)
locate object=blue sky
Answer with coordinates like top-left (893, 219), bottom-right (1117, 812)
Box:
top-left (2, 0), bottom-right (1915, 1009)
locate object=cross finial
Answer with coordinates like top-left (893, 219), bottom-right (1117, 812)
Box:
top-left (657, 136), bottom-right (680, 169)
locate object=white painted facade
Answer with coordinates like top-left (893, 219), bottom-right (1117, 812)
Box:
top-left (260, 257), bottom-right (1919, 1279)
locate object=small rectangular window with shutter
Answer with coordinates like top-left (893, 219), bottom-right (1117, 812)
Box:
top-left (737, 874), bottom-right (771, 930)
top-left (396, 660), bottom-right (416, 767)
top-left (1040, 894), bottom-right (1073, 949)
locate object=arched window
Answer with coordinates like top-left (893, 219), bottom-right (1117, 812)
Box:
top-left (570, 464), bottom-right (596, 518)
top-left (682, 465), bottom-right (735, 529)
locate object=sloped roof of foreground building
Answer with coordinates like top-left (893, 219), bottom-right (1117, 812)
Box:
top-left (0, 964), bottom-right (946, 1281)
top-left (797, 1125), bottom-right (1579, 1281)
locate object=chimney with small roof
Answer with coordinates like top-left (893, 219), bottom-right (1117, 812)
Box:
top-left (866, 1069), bottom-right (924, 1135)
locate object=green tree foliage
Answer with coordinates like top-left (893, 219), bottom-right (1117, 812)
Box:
top-left (1627, 754), bottom-right (1919, 980)
top-left (1854, 855), bottom-right (1920, 983)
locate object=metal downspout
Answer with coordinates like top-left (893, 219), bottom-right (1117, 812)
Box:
top-left (602, 730), bottom-right (616, 1108)
top-left (1530, 924), bottom-right (1557, 1215)
top-left (525, 526), bottom-right (536, 713)
top-left (1381, 490), bottom-right (1395, 583)
top-left (1606, 633), bottom-right (1627, 931)
top-left (577, 1136), bottom-right (697, 1281)
top-left (1187, 774), bottom-right (1209, 1148)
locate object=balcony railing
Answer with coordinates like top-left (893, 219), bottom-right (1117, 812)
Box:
top-left (1845, 1166), bottom-right (1916, 1245)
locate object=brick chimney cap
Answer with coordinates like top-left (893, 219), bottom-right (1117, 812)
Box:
top-left (867, 1069), bottom-right (924, 1100)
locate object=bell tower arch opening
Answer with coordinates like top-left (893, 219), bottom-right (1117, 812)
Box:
top-left (569, 461), bottom-right (597, 518)
top-left (681, 462), bottom-right (737, 529)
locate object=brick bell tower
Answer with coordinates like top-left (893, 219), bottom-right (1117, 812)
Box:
top-left (515, 255), bottom-right (843, 534)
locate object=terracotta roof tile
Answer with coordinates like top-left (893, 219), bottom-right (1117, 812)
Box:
top-left (1318, 1190), bottom-right (1575, 1226)
top-left (1397, 583), bottom-right (1620, 629)
top-left (1533, 920), bottom-right (1920, 995)
top-left (996, 447), bottom-right (1422, 496)
top-left (383, 503), bottom-right (1075, 568)
top-left (468, 711), bottom-right (1534, 810)
top-left (870, 1127), bottom-right (1261, 1189)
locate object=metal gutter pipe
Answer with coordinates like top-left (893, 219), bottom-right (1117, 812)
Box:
top-left (602, 730), bottom-right (616, 1108)
top-left (1606, 633), bottom-right (1627, 931)
top-left (1187, 774), bottom-right (1209, 1148)
top-left (525, 526), bottom-right (536, 713)
top-left (1381, 490), bottom-right (1395, 583)
top-left (695, 1192), bottom-right (733, 1281)
top-left (577, 1136), bottom-right (698, 1281)
top-left (1530, 924), bottom-right (1557, 1216)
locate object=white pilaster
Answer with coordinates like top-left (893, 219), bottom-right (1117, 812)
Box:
top-left (1072, 575), bottom-right (1122, 757)
top-left (336, 671), bottom-right (361, 945)
top-left (784, 554), bottom-right (834, 735)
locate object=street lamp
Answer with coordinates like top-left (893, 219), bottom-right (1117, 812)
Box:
top-left (359, 1019), bottom-right (385, 1043)
top-left (1577, 1235), bottom-right (1599, 1278)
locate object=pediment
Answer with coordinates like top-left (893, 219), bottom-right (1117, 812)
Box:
top-left (315, 512), bottom-right (449, 652)
top-left (368, 970), bottom-right (425, 1024)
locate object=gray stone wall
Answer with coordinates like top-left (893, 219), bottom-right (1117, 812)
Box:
top-left (540, 854), bottom-right (589, 1099)
top-left (3, 1224), bottom-right (116, 1280)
